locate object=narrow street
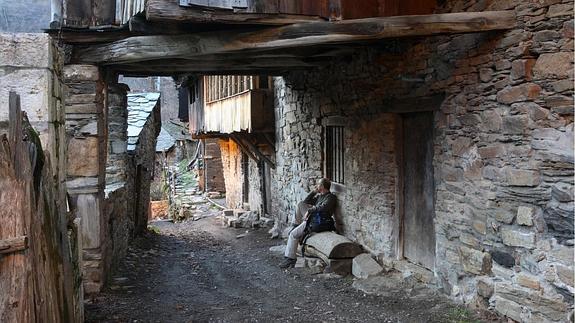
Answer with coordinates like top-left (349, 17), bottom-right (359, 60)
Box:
top-left (85, 210), bottom-right (485, 323)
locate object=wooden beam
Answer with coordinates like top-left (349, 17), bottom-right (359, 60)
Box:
top-left (235, 134), bottom-right (275, 169)
top-left (0, 236), bottom-right (28, 255)
top-left (112, 56), bottom-right (328, 75)
top-left (230, 134), bottom-right (259, 163)
top-left (146, 0), bottom-right (325, 24)
top-left (74, 11), bottom-right (516, 64)
top-left (46, 28), bottom-right (138, 44)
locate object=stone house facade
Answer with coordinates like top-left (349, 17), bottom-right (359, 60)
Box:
top-left (270, 1), bottom-right (574, 321)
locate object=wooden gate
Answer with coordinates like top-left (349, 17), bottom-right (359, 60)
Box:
top-left (0, 92), bottom-right (82, 322)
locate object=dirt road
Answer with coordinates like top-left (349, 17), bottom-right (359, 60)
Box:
top-left (86, 214), bottom-right (487, 322)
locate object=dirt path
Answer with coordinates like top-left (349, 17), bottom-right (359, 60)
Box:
top-left (86, 214), bottom-right (487, 323)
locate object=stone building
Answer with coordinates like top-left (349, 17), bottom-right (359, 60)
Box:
top-left (119, 76), bottom-right (180, 122)
top-left (6, 0), bottom-right (571, 321)
top-left (268, 3), bottom-right (574, 322)
top-left (189, 75), bottom-right (275, 213)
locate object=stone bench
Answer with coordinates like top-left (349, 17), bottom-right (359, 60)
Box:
top-left (302, 231), bottom-right (363, 275)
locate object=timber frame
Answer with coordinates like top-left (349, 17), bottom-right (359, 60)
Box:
top-left (63, 10), bottom-right (516, 76)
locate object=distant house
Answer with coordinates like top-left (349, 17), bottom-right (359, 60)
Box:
top-left (155, 120), bottom-right (197, 173)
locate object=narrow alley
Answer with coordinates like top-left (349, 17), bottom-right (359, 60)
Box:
top-left (1, 1), bottom-right (573, 322)
top-left (86, 208), bottom-right (484, 323)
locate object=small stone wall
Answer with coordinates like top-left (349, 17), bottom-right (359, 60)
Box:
top-left (219, 138), bottom-right (265, 213)
top-left (271, 0), bottom-right (574, 320)
top-left (126, 93), bottom-right (162, 235)
top-left (104, 83), bottom-right (131, 273)
top-left (219, 139), bottom-right (243, 208)
top-left (63, 63), bottom-right (107, 294)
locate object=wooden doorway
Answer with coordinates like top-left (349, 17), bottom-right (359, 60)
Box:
top-left (401, 112), bottom-right (436, 270)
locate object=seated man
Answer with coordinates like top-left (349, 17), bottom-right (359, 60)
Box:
top-left (279, 178), bottom-right (338, 269)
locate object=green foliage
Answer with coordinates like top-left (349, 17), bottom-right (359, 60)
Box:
top-left (147, 225), bottom-right (161, 234)
top-left (444, 307), bottom-right (481, 323)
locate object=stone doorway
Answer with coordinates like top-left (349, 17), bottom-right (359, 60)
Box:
top-left (401, 112), bottom-right (436, 270)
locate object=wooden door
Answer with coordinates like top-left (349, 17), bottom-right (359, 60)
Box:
top-left (402, 112), bottom-right (436, 270)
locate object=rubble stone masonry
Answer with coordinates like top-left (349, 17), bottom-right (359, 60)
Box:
top-left (272, 0), bottom-right (574, 321)
top-left (63, 63), bottom-right (108, 294)
top-left (219, 138), bottom-right (264, 214)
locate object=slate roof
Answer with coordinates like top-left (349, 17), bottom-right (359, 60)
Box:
top-left (156, 127), bottom-right (176, 153)
top-left (162, 120), bottom-right (192, 141)
top-left (127, 92), bottom-right (161, 151)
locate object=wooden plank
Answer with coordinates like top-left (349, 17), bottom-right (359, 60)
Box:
top-left (75, 11), bottom-right (516, 65)
top-left (402, 112), bottom-right (436, 270)
top-left (394, 113), bottom-right (404, 259)
top-left (146, 0), bottom-right (324, 24)
top-left (236, 134), bottom-right (275, 169)
top-left (0, 236), bottom-right (28, 255)
top-left (111, 57), bottom-right (325, 75)
top-left (278, 0), bottom-right (302, 14)
top-left (93, 0), bottom-right (116, 25)
top-left (339, 0), bottom-right (379, 19)
top-left (247, 0), bottom-right (278, 14)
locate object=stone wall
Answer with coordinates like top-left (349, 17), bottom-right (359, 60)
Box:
top-left (104, 83), bottom-right (131, 273)
top-left (126, 94), bottom-right (162, 235)
top-left (219, 138), bottom-right (265, 213)
top-left (271, 0), bottom-right (574, 320)
top-left (63, 63), bottom-right (108, 294)
top-left (247, 158), bottom-right (264, 214)
top-left (119, 76), bottom-right (180, 121)
top-left (0, 0), bottom-right (51, 33)
top-left (219, 139), bottom-right (243, 208)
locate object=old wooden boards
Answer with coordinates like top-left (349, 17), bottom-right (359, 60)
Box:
top-left (146, 0), bottom-right (324, 24)
top-left (0, 92), bottom-right (81, 323)
top-left (73, 10), bottom-right (515, 74)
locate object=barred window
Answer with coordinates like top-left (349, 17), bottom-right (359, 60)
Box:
top-left (325, 126), bottom-right (344, 184)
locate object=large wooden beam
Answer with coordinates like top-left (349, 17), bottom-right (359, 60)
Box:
top-left (112, 56), bottom-right (330, 75)
top-left (146, 0), bottom-right (325, 24)
top-left (74, 11), bottom-right (515, 65)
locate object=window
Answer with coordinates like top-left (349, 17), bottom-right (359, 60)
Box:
top-left (324, 125), bottom-right (344, 184)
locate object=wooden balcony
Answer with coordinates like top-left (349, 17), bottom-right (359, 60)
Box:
top-left (190, 75), bottom-right (274, 137)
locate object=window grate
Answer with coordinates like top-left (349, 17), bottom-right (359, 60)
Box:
top-left (325, 126), bottom-right (344, 184)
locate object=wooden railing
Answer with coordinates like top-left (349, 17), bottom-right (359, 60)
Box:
top-left (204, 75), bottom-right (257, 103)
top-left (189, 75), bottom-right (273, 136)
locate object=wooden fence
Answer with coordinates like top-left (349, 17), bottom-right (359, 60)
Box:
top-left (0, 92), bottom-right (83, 323)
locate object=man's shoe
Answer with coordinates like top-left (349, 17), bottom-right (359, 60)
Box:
top-left (279, 257), bottom-right (297, 269)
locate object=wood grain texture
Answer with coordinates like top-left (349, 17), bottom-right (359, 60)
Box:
top-left (402, 112), bottom-right (436, 270)
top-left (0, 236), bottom-right (28, 255)
top-left (146, 0), bottom-right (324, 24)
top-left (0, 92), bottom-right (80, 323)
top-left (75, 11), bottom-right (515, 65)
